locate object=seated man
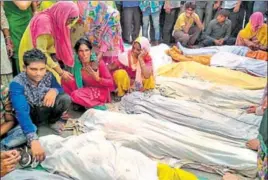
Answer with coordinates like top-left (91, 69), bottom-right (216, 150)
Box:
top-left (9, 49), bottom-right (71, 162)
top-left (200, 9), bottom-right (236, 47)
top-left (173, 2), bottom-right (203, 47)
top-left (1, 85), bottom-right (26, 150)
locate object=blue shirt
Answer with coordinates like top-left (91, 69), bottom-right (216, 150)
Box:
top-left (9, 72), bottom-right (63, 140)
top-left (122, 1), bottom-right (140, 8)
top-left (140, 1), bottom-right (163, 16)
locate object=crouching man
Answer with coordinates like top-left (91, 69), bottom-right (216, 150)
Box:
top-left (9, 49), bottom-right (71, 162)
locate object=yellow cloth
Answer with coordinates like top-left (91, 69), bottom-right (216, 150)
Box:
top-left (38, 1), bottom-right (56, 11)
top-left (157, 163), bottom-right (198, 180)
top-left (157, 62), bottom-right (266, 90)
top-left (239, 23), bottom-right (267, 46)
top-left (19, 26), bottom-right (60, 83)
top-left (113, 69), bottom-right (155, 97)
top-left (174, 13), bottom-right (199, 31)
top-left (166, 46), bottom-right (211, 65)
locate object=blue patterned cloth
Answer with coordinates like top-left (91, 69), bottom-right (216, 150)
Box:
top-left (139, 1), bottom-right (163, 16)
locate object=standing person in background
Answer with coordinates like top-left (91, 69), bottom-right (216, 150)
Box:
top-left (195, 1), bottom-right (213, 30)
top-left (243, 1), bottom-right (254, 25)
top-left (173, 2), bottom-right (203, 47)
top-left (253, 1), bottom-right (268, 22)
top-left (1, 4), bottom-right (13, 86)
top-left (3, 1), bottom-right (36, 76)
top-left (214, 0), bottom-right (244, 37)
top-left (140, 1), bottom-right (163, 46)
top-left (122, 1), bottom-right (141, 44)
top-left (77, 1), bottom-right (124, 67)
top-left (162, 0), bottom-right (181, 45)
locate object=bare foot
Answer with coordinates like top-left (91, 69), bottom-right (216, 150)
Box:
top-left (246, 139), bottom-right (260, 151)
top-left (222, 173), bottom-right (239, 180)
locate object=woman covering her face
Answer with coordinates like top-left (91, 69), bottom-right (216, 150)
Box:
top-left (109, 36), bottom-right (155, 98)
top-left (61, 38), bottom-right (114, 109)
top-left (236, 12), bottom-right (267, 51)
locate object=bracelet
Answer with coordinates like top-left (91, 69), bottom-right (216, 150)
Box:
top-left (5, 36), bottom-right (11, 39)
top-left (59, 70), bottom-right (65, 76)
top-left (26, 133), bottom-right (39, 147)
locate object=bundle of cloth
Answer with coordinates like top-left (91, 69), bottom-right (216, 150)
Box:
top-left (210, 52), bottom-right (267, 77)
top-left (155, 76), bottom-right (263, 109)
top-left (177, 42), bottom-right (268, 60)
top-left (150, 44), bottom-right (173, 73)
top-left (120, 92), bottom-right (261, 141)
top-left (166, 47), bottom-right (267, 77)
top-left (157, 61), bottom-right (267, 90)
top-left (62, 109), bottom-right (258, 178)
top-left (39, 132), bottom-right (158, 180)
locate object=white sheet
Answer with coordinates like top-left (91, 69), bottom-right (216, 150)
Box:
top-left (155, 76), bottom-right (263, 109)
top-left (211, 52), bottom-right (267, 77)
top-left (77, 110), bottom-right (257, 177)
top-left (40, 132), bottom-right (158, 180)
top-left (120, 92), bottom-right (262, 141)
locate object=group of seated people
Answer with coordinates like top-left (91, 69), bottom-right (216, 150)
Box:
top-left (0, 1), bottom-right (267, 179)
top-left (173, 2), bottom-right (267, 51)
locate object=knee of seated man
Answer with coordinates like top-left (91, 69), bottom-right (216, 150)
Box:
top-left (55, 93), bottom-right (72, 109)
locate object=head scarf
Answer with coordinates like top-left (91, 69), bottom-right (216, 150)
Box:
top-left (250, 12), bottom-right (264, 32)
top-left (239, 12), bottom-right (267, 47)
top-left (30, 1), bottom-right (79, 67)
top-left (134, 36), bottom-right (151, 53)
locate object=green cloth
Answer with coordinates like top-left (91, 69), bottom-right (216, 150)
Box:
top-left (4, 1), bottom-right (32, 72)
top-left (259, 109), bottom-right (268, 156)
top-left (70, 52), bottom-right (97, 89)
top-left (93, 105), bottom-right (107, 111)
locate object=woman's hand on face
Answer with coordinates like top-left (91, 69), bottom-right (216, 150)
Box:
top-left (138, 49), bottom-right (147, 60)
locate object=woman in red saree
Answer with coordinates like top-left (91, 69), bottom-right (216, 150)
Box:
top-left (61, 38), bottom-right (114, 109)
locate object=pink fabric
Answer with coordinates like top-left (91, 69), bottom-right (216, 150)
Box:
top-left (30, 2), bottom-right (79, 67)
top-left (61, 60), bottom-right (114, 108)
top-left (250, 12), bottom-right (264, 32)
top-left (77, 1), bottom-right (87, 17)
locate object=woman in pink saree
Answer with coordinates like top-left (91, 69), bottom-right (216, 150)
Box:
top-left (61, 38), bottom-right (114, 109)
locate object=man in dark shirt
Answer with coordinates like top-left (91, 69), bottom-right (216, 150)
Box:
top-left (9, 49), bottom-right (71, 162)
top-left (200, 9), bottom-right (236, 47)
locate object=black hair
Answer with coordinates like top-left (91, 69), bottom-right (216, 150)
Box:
top-left (74, 37), bottom-right (93, 53)
top-left (185, 2), bottom-right (196, 10)
top-left (217, 9), bottom-right (230, 18)
top-left (23, 48), bottom-right (47, 67)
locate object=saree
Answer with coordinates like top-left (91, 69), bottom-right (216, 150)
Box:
top-left (3, 1), bottom-right (32, 72)
top-left (237, 12), bottom-right (267, 47)
top-left (78, 1), bottom-right (123, 56)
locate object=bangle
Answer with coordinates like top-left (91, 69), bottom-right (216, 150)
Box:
top-left (59, 70), bottom-right (65, 76)
top-left (5, 36), bottom-right (11, 39)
